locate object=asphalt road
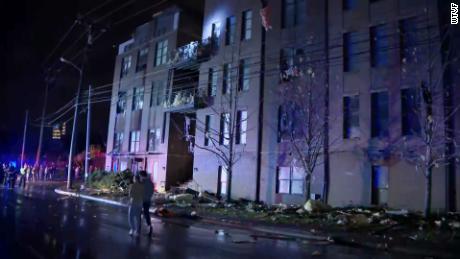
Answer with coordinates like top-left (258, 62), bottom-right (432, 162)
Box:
top-left (0, 182), bottom-right (413, 259)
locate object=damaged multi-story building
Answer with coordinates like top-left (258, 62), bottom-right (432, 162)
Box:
top-left (106, 0), bottom-right (460, 212)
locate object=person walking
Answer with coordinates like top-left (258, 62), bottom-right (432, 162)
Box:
top-left (128, 175), bottom-right (144, 237)
top-left (139, 171), bottom-right (154, 235)
top-left (44, 165), bottom-right (49, 182)
top-left (19, 164), bottom-right (27, 188)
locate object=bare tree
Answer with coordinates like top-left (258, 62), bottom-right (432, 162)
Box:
top-left (392, 19), bottom-right (460, 217)
top-left (183, 65), bottom-right (255, 202)
top-left (277, 64), bottom-right (329, 200)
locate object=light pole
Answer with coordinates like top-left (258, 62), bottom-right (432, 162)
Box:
top-left (60, 56), bottom-right (83, 189)
top-left (85, 85), bottom-right (92, 182)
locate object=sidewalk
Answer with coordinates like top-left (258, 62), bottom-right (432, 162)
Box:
top-left (54, 188), bottom-right (459, 258)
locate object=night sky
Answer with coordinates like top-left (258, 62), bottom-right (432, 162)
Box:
top-left (1, 0), bottom-right (203, 162)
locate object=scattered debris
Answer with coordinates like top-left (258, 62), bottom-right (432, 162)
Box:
top-left (303, 200), bottom-right (331, 213)
top-left (311, 250), bottom-right (321, 256)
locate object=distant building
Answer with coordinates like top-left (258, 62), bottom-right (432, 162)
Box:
top-left (106, 0), bottom-right (460, 212)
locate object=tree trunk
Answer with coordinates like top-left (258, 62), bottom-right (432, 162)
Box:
top-left (424, 167), bottom-right (433, 217)
top-left (305, 172), bottom-right (311, 200)
top-left (226, 167), bottom-right (232, 202)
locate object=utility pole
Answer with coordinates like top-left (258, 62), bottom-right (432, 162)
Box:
top-left (64, 21), bottom-right (92, 190)
top-left (36, 76), bottom-right (51, 166)
top-left (20, 110), bottom-right (29, 167)
top-left (84, 85), bottom-right (91, 182)
top-left (322, 0), bottom-right (330, 203)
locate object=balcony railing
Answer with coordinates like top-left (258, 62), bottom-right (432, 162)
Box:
top-left (169, 36), bottom-right (219, 68)
top-left (163, 88), bottom-right (211, 111)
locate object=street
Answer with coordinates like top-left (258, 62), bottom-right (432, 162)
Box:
top-left (0, 182), bottom-right (413, 259)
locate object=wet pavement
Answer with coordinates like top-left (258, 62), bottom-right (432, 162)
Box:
top-left (0, 182), bottom-right (414, 259)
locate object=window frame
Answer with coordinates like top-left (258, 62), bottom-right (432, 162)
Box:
top-left (225, 16), bottom-right (236, 45)
top-left (241, 10), bottom-right (252, 41)
top-left (154, 39), bottom-right (168, 66)
top-left (129, 130), bottom-right (140, 153)
top-left (276, 166), bottom-right (304, 195)
top-left (343, 95), bottom-right (360, 139)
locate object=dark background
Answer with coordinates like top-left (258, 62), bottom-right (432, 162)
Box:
top-left (0, 0), bottom-right (203, 162)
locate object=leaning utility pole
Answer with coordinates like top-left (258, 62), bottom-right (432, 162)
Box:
top-left (20, 110), bottom-right (29, 167)
top-left (84, 85), bottom-right (92, 182)
top-left (65, 21), bottom-right (93, 189)
top-left (35, 76), bottom-right (51, 166)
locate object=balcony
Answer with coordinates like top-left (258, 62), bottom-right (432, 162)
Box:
top-left (164, 88), bottom-right (211, 112)
top-left (169, 36), bottom-right (219, 68)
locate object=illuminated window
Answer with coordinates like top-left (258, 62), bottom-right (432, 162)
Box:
top-left (132, 87), bottom-right (144, 110)
top-left (236, 110), bottom-right (247, 144)
top-left (113, 132), bottom-right (124, 152)
top-left (218, 166), bottom-right (228, 196)
top-left (129, 131), bottom-right (140, 153)
top-left (238, 59), bottom-right (250, 91)
top-left (117, 91), bottom-right (127, 114)
top-left (277, 166), bottom-right (304, 194)
top-left (120, 55), bottom-right (131, 78)
top-left (225, 16), bottom-right (236, 45)
top-left (154, 39), bottom-right (168, 66)
top-left (147, 128), bottom-right (161, 152)
top-left (220, 113), bottom-right (230, 145)
top-left (204, 115), bottom-right (212, 146)
top-left (241, 10), bottom-right (252, 41)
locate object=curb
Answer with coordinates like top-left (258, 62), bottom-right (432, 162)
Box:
top-left (55, 188), bottom-right (127, 207)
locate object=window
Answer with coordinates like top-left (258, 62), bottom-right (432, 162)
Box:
top-left (236, 110), bottom-right (247, 144)
top-left (371, 91), bottom-right (389, 138)
top-left (208, 68), bottom-right (217, 96)
top-left (282, 0), bottom-right (306, 28)
top-left (238, 59), bottom-right (250, 91)
top-left (280, 48), bottom-right (304, 81)
top-left (371, 24), bottom-right (390, 67)
top-left (129, 131), bottom-right (140, 153)
top-left (241, 10), bottom-right (252, 41)
top-left (113, 132), bottom-right (124, 152)
top-left (277, 166), bottom-right (304, 194)
top-left (116, 92), bottom-right (127, 114)
top-left (120, 55), bottom-right (132, 78)
top-left (399, 18), bottom-right (417, 64)
top-left (220, 113), bottom-right (230, 145)
top-left (132, 87), bottom-right (144, 110)
top-left (147, 128), bottom-right (161, 152)
top-left (218, 166), bottom-right (228, 196)
top-left (343, 0), bottom-right (358, 10)
top-left (343, 32), bottom-right (359, 72)
top-left (204, 115), bottom-right (212, 146)
top-left (136, 47), bottom-right (149, 72)
top-left (225, 16), bottom-right (236, 45)
top-left (401, 88), bottom-right (421, 136)
top-left (150, 81), bottom-right (165, 107)
top-left (161, 113), bottom-right (167, 143)
top-left (343, 95), bottom-right (360, 139)
top-left (211, 22), bottom-right (221, 43)
top-left (154, 39), bottom-right (168, 66)
top-left (154, 13), bottom-right (172, 37)
top-left (222, 63), bottom-right (231, 94)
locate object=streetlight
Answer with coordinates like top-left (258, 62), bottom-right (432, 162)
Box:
top-left (60, 56), bottom-right (83, 189)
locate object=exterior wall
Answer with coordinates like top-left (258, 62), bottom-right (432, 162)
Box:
top-left (106, 6), bottom-right (201, 191)
top-left (193, 0), bottom-right (263, 200)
